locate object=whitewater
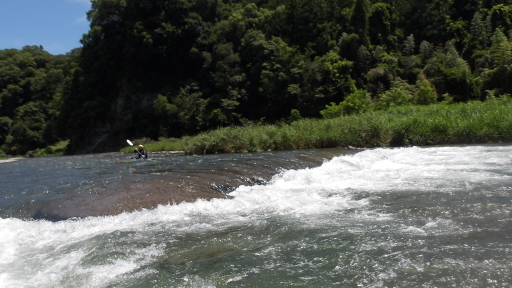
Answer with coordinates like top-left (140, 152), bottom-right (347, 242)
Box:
top-left (1, 145), bottom-right (511, 287)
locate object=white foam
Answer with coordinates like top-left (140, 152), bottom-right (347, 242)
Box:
top-left (0, 216), bottom-right (166, 288)
top-left (1, 145), bottom-right (511, 287)
top-left (0, 158), bottom-right (19, 164)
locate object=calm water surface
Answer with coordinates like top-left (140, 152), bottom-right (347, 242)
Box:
top-left (1, 146), bottom-right (511, 287)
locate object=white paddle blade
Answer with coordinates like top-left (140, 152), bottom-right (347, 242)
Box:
top-left (127, 139), bottom-right (133, 146)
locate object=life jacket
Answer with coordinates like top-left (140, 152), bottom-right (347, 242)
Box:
top-left (135, 149), bottom-right (148, 159)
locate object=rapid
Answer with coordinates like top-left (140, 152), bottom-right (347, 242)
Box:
top-left (1, 145), bottom-right (511, 287)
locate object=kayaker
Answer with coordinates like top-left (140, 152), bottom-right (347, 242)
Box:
top-left (134, 144), bottom-right (148, 159)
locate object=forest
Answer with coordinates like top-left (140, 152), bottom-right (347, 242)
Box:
top-left (1, 0), bottom-right (512, 155)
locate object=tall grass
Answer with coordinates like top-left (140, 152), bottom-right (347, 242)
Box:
top-left (119, 138), bottom-right (182, 153)
top-left (177, 98), bottom-right (512, 154)
top-left (32, 98), bottom-right (510, 158)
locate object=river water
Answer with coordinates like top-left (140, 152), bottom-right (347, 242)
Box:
top-left (1, 145), bottom-right (511, 287)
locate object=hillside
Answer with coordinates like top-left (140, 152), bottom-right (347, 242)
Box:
top-left (1, 0), bottom-right (512, 155)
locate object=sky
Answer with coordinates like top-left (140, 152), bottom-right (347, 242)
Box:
top-left (0, 0), bottom-right (92, 55)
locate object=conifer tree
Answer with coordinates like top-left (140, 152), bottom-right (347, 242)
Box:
top-left (351, 0), bottom-right (371, 47)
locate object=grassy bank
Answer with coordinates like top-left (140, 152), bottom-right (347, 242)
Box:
top-left (13, 98), bottom-right (511, 158)
top-left (120, 138), bottom-right (183, 154)
top-left (173, 98), bottom-right (512, 154)
top-left (30, 140), bottom-right (70, 157)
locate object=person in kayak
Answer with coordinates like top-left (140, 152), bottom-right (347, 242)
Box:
top-left (134, 144), bottom-right (148, 159)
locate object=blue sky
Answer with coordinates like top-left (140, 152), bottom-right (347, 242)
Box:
top-left (0, 0), bottom-right (92, 55)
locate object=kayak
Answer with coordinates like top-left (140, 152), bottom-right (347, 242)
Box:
top-left (117, 158), bottom-right (153, 163)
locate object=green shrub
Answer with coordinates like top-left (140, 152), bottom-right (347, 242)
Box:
top-left (374, 86), bottom-right (413, 110)
top-left (320, 102), bottom-right (344, 119)
top-left (415, 86), bottom-right (438, 105)
top-left (320, 89), bottom-right (371, 118)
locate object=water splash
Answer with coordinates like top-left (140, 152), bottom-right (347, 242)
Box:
top-left (1, 146), bottom-right (512, 287)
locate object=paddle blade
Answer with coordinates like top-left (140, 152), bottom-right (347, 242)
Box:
top-left (127, 139), bottom-right (133, 146)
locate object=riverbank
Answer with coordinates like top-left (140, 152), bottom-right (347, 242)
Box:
top-left (170, 97), bottom-right (512, 154)
top-left (19, 97), bottom-right (512, 158)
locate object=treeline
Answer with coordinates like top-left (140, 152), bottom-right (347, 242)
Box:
top-left (1, 0), bottom-right (512, 155)
top-left (0, 46), bottom-right (78, 155)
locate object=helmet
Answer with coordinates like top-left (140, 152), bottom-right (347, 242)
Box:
top-left (138, 145), bottom-right (144, 148)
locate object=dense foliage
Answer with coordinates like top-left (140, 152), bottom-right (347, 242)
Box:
top-left (0, 46), bottom-right (77, 155)
top-left (1, 0), bottom-right (512, 155)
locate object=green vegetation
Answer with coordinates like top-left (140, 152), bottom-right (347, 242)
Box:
top-left (18, 97), bottom-right (512, 156)
top-left (31, 140), bottom-right (69, 157)
top-left (176, 97), bottom-right (512, 154)
top-left (0, 46), bottom-right (76, 156)
top-left (120, 138), bottom-right (182, 154)
top-left (2, 0), bottom-right (512, 155)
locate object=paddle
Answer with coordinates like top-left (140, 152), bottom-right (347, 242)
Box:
top-left (127, 139), bottom-right (146, 160)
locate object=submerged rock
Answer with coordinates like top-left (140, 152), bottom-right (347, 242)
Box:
top-left (33, 180), bottom-right (231, 221)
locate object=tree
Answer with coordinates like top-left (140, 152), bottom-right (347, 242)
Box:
top-left (287, 109), bottom-right (303, 123)
top-left (356, 45), bottom-right (372, 78)
top-left (403, 34), bottom-right (416, 56)
top-left (351, 0), bottom-right (371, 47)
top-left (339, 33), bottom-right (361, 62)
top-left (451, 0), bottom-right (482, 22)
top-left (425, 42), bottom-right (480, 102)
top-left (0, 117), bottom-right (12, 146)
top-left (0, 85), bottom-right (24, 118)
top-left (339, 89), bottom-right (371, 115)
top-left (415, 72), bottom-right (438, 105)
top-left (171, 84), bottom-right (208, 136)
top-left (320, 101), bottom-right (343, 119)
top-left (317, 51), bottom-right (355, 95)
top-left (490, 28), bottom-right (512, 67)
top-left (489, 4), bottom-right (512, 33)
top-left (7, 0), bottom-right (512, 154)
top-left (0, 46), bottom-right (73, 154)
top-left (320, 89), bottom-right (371, 118)
top-left (8, 102), bottom-right (47, 154)
top-left (369, 3), bottom-right (399, 49)
top-left (240, 32), bottom-right (298, 121)
top-left (151, 94), bottom-right (178, 137)
top-left (374, 81), bottom-right (413, 110)
top-left (470, 12), bottom-right (488, 50)
top-left (208, 41), bottom-right (246, 127)
top-left (481, 28), bottom-right (512, 96)
top-left (419, 40), bottom-right (434, 62)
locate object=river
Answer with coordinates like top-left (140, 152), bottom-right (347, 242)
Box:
top-left (0, 145), bottom-right (511, 287)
